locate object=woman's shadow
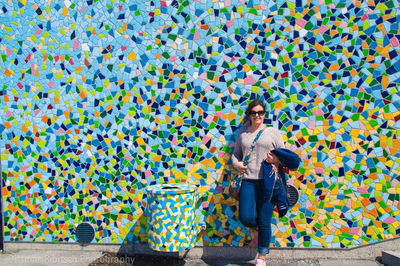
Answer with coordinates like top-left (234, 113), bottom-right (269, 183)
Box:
top-left (112, 124), bottom-right (256, 265)
top-left (188, 122), bottom-right (257, 264)
top-left (199, 151), bottom-right (257, 265)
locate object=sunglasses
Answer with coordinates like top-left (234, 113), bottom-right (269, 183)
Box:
top-left (249, 110), bottom-right (265, 116)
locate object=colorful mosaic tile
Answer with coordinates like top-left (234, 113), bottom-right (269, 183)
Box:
top-left (0, 0), bottom-right (399, 250)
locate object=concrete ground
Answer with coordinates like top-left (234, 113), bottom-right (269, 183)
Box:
top-left (0, 249), bottom-right (383, 266)
top-left (1, 238), bottom-right (398, 266)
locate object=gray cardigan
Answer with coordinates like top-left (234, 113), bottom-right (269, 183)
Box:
top-left (232, 126), bottom-right (285, 180)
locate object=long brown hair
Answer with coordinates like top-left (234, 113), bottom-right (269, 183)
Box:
top-left (245, 99), bottom-right (266, 122)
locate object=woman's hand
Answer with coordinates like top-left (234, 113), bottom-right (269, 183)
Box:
top-left (234, 161), bottom-right (248, 175)
top-left (265, 151), bottom-right (281, 165)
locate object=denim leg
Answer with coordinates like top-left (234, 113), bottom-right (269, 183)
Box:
top-left (239, 179), bottom-right (274, 255)
top-left (239, 180), bottom-right (257, 228)
top-left (262, 162), bottom-right (275, 202)
top-left (256, 186), bottom-right (274, 255)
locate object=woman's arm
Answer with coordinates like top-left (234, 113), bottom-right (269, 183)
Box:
top-left (231, 131), bottom-right (248, 174)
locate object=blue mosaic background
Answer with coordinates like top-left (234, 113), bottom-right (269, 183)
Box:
top-left (1, 0), bottom-right (400, 248)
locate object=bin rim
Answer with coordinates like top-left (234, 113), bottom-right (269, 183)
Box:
top-left (146, 183), bottom-right (197, 195)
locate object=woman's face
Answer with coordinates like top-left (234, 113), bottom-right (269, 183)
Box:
top-left (249, 105), bottom-right (265, 125)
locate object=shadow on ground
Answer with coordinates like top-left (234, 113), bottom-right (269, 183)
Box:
top-left (88, 252), bottom-right (256, 265)
top-left (89, 252), bottom-right (185, 266)
top-left (87, 252), bottom-right (384, 266)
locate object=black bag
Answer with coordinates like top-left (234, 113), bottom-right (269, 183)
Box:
top-left (286, 184), bottom-right (299, 207)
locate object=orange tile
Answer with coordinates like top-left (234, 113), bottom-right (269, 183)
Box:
top-left (381, 75), bottom-right (389, 89)
top-left (361, 198), bottom-right (371, 206)
top-left (4, 68), bottom-right (11, 77)
top-left (368, 208), bottom-right (378, 217)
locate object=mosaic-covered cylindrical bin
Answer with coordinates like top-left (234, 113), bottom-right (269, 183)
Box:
top-left (146, 183), bottom-right (199, 252)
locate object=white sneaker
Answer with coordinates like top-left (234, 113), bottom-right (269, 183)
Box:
top-left (255, 258), bottom-right (266, 266)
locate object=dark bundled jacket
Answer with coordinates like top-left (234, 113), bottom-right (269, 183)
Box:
top-left (262, 148), bottom-right (301, 217)
top-left (271, 148), bottom-right (301, 170)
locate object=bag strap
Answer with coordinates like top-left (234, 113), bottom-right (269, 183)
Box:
top-left (243, 128), bottom-right (264, 166)
top-left (278, 167), bottom-right (288, 187)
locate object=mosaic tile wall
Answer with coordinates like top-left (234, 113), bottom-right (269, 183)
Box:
top-left (1, 0), bottom-right (399, 249)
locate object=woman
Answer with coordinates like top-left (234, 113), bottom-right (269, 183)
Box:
top-left (231, 99), bottom-right (285, 266)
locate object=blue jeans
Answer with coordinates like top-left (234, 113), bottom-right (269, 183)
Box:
top-left (239, 178), bottom-right (284, 255)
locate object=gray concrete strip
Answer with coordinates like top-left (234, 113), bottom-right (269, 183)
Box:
top-left (2, 237), bottom-right (398, 264)
top-left (0, 249), bottom-right (383, 266)
top-left (184, 258), bottom-right (321, 265)
top-left (317, 259), bottom-right (381, 266)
